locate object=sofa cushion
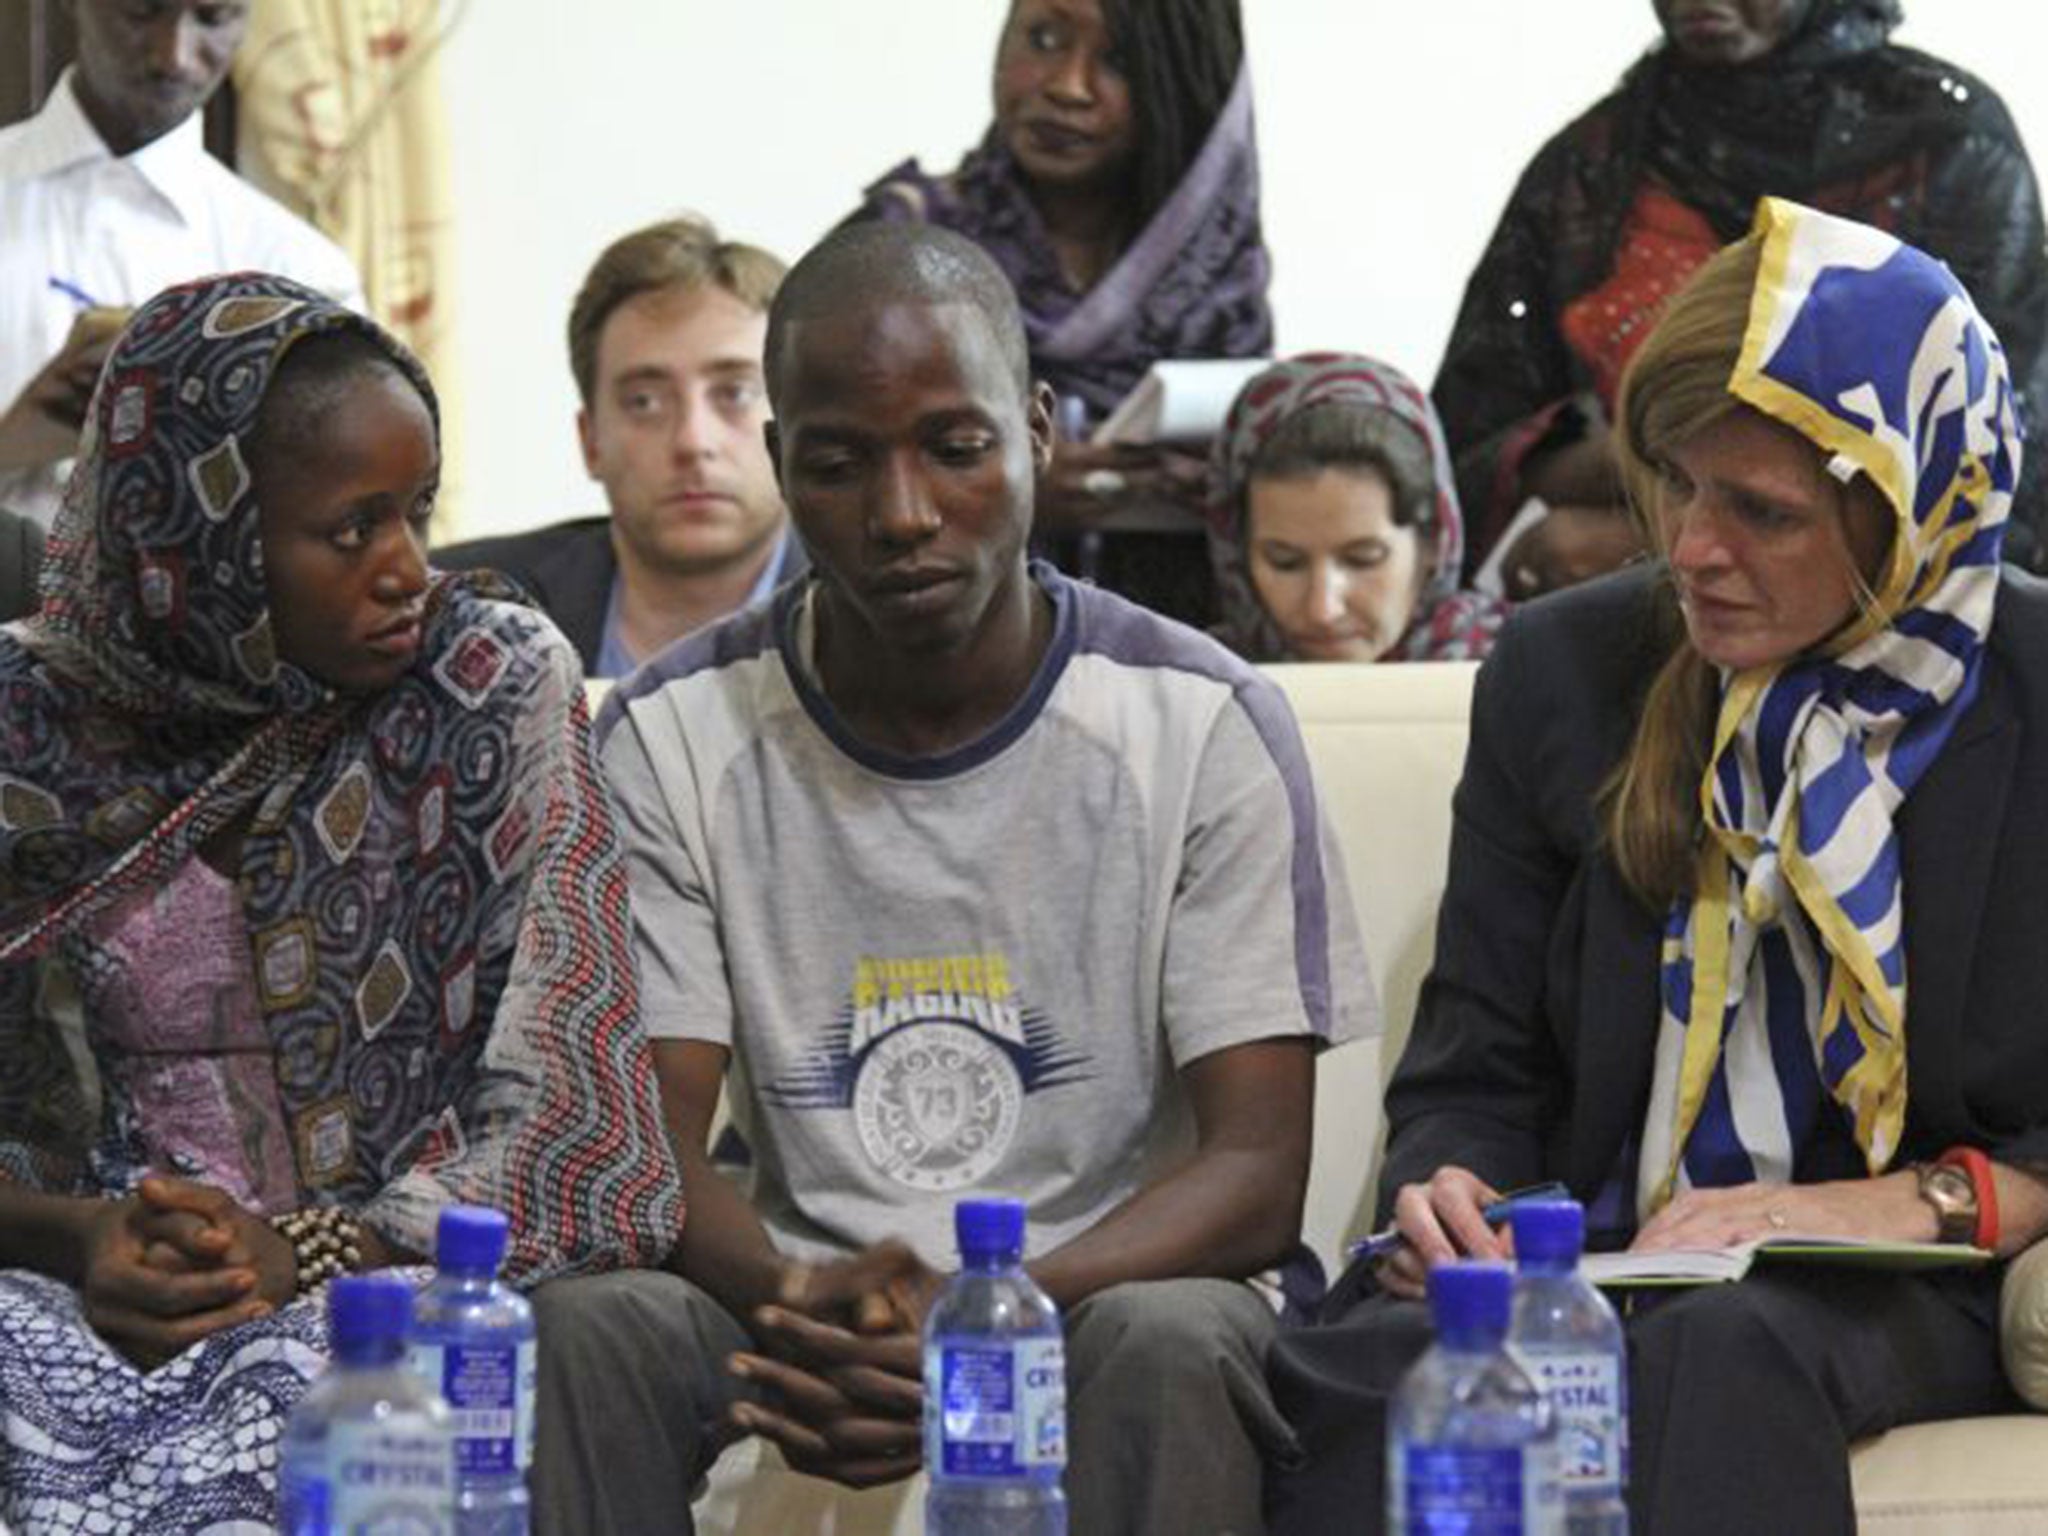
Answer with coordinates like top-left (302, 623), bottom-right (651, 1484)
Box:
top-left (1265, 662), bottom-right (1477, 1268)
top-left (1850, 1416), bottom-right (2048, 1532)
top-left (2000, 1238), bottom-right (2048, 1408)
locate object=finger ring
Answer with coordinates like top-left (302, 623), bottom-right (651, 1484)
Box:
top-left (1081, 468), bottom-right (1128, 503)
top-left (1767, 1209), bottom-right (1789, 1230)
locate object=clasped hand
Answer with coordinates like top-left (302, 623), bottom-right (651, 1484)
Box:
top-left (82, 1175), bottom-right (297, 1369)
top-left (729, 1239), bottom-right (946, 1489)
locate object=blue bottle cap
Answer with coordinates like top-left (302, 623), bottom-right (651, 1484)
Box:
top-left (1428, 1261), bottom-right (1512, 1344)
top-left (435, 1204), bottom-right (510, 1274)
top-left (329, 1273), bottom-right (413, 1356)
top-left (1508, 1198), bottom-right (1586, 1270)
top-left (955, 1198), bottom-right (1026, 1261)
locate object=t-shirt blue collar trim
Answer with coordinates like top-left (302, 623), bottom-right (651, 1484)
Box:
top-left (776, 559), bottom-right (1078, 782)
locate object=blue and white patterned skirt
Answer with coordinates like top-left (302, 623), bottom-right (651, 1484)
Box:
top-left (0, 1270), bottom-right (327, 1533)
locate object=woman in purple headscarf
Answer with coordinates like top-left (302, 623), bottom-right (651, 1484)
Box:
top-left (1208, 353), bottom-right (1507, 665)
top-left (849, 0), bottom-right (1270, 618)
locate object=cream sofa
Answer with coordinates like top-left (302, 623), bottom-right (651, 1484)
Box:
top-left (642, 662), bottom-right (2048, 1535)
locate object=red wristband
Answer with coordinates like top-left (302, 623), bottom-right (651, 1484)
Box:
top-left (1936, 1146), bottom-right (1999, 1251)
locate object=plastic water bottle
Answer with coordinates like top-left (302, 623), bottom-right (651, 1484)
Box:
top-left (408, 1205), bottom-right (538, 1536)
top-left (1508, 1200), bottom-right (1629, 1535)
top-left (279, 1273), bottom-right (455, 1534)
top-left (1388, 1260), bottom-right (1561, 1535)
top-left (923, 1197), bottom-right (1067, 1536)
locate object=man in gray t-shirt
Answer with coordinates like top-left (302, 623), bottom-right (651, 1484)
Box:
top-left (535, 221), bottom-right (1375, 1536)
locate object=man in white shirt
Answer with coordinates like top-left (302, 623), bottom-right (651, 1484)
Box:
top-left (0, 0), bottom-right (363, 526)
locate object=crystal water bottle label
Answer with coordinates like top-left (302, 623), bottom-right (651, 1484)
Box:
top-left (1524, 1351), bottom-right (1622, 1488)
top-left (1017, 1337), bottom-right (1066, 1467)
top-left (1400, 1444), bottom-right (1552, 1534)
top-left (301, 1421), bottom-right (454, 1531)
top-left (409, 1340), bottom-right (537, 1473)
top-left (935, 1335), bottom-right (1066, 1475)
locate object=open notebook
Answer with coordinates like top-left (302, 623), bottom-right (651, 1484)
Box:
top-left (1091, 358), bottom-right (1271, 446)
top-left (1582, 1235), bottom-right (1993, 1288)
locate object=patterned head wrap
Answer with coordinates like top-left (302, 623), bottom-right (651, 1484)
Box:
top-left (4, 274), bottom-right (426, 954)
top-left (1640, 198), bottom-right (2020, 1212)
top-left (29, 276), bottom-right (437, 718)
top-left (0, 274), bottom-right (680, 1277)
top-left (1206, 352), bottom-right (1506, 662)
top-left (857, 65), bottom-right (1272, 428)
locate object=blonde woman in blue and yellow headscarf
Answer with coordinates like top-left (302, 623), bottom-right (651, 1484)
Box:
top-left (1266, 198), bottom-right (2048, 1536)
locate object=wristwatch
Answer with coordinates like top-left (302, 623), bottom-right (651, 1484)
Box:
top-left (1915, 1160), bottom-right (1980, 1245)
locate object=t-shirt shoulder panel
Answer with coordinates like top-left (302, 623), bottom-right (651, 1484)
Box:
top-left (594, 590), bottom-right (788, 748)
top-left (1062, 576), bottom-right (1317, 809)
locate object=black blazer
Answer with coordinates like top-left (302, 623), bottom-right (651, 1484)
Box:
top-left (433, 517), bottom-right (619, 672)
top-left (0, 506), bottom-right (43, 624)
top-left (1380, 563), bottom-right (2048, 1229)
top-left (434, 516), bottom-right (807, 675)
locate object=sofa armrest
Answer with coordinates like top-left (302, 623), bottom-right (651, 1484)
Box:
top-left (2000, 1239), bottom-right (2048, 1408)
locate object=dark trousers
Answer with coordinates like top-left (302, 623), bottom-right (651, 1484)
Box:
top-left (528, 1270), bottom-right (1291, 1536)
top-left (1264, 1265), bottom-right (2016, 1536)
top-left (529, 1271), bottom-right (755, 1535)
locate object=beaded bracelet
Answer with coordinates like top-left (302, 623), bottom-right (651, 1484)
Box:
top-left (269, 1206), bottom-right (365, 1290)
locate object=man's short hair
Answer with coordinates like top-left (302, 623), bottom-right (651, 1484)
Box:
top-left (764, 222), bottom-right (1032, 411)
top-left (567, 215), bottom-right (787, 405)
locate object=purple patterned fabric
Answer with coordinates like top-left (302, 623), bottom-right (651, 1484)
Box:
top-left (1207, 352), bottom-right (1508, 663)
top-left (88, 855), bottom-right (299, 1216)
top-left (853, 66), bottom-right (1272, 425)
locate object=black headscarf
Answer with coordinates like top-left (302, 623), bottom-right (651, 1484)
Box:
top-left (1640, 0), bottom-right (1923, 236)
top-left (1432, 0), bottom-right (2048, 568)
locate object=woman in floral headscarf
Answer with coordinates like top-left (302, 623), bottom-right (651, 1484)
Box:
top-left (1207, 352), bottom-right (1506, 665)
top-left (1266, 201), bottom-right (2048, 1536)
top-left (0, 273), bottom-right (680, 1530)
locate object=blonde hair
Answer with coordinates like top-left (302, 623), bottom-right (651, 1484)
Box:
top-left (1599, 236), bottom-right (1764, 907)
top-left (566, 215), bottom-right (785, 405)
top-left (1601, 232), bottom-right (1902, 904)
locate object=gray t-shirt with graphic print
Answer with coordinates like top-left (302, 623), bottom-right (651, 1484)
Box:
top-left (597, 567), bottom-right (1377, 1270)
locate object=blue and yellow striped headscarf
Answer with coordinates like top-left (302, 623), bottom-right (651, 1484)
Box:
top-left (1639, 198), bottom-right (2020, 1214)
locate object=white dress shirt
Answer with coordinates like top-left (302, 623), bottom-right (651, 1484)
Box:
top-left (0, 70), bottom-right (365, 526)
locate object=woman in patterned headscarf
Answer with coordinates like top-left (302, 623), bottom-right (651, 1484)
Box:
top-left (850, 0), bottom-right (1268, 621)
top-left (1436, 0), bottom-right (2048, 592)
top-left (1206, 353), bottom-right (1506, 664)
top-left (0, 274), bottom-right (680, 1530)
top-left (1266, 200), bottom-right (2048, 1536)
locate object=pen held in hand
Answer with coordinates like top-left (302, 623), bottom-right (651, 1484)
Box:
top-left (48, 275), bottom-right (101, 309)
top-left (1346, 1180), bottom-right (1573, 1264)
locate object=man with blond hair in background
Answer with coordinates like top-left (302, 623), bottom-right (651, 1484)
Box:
top-left (437, 215), bottom-right (805, 676)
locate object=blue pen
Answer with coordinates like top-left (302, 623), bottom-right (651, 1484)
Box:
top-left (48, 276), bottom-right (101, 309)
top-left (1347, 1180), bottom-right (1573, 1263)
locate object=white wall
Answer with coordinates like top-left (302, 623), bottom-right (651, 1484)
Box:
top-left (437, 1), bottom-right (2048, 542)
